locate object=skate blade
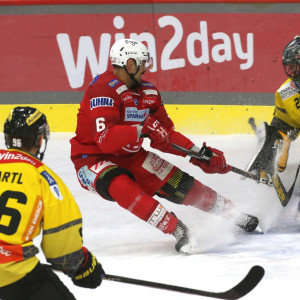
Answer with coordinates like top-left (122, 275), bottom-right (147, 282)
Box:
top-left (254, 224), bottom-right (264, 234)
top-left (178, 238), bottom-right (200, 254)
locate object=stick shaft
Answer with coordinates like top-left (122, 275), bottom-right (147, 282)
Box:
top-left (172, 143), bottom-right (260, 183)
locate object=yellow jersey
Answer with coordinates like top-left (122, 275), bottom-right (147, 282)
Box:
top-left (274, 78), bottom-right (300, 129)
top-left (0, 149), bottom-right (84, 287)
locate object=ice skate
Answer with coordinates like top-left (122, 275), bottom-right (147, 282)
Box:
top-left (234, 212), bottom-right (263, 233)
top-left (172, 215), bottom-right (192, 254)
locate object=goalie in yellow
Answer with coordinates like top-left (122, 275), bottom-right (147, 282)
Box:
top-left (246, 36), bottom-right (300, 182)
top-left (0, 107), bottom-right (105, 300)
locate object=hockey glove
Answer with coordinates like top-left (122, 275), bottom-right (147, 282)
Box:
top-left (72, 247), bottom-right (105, 289)
top-left (141, 114), bottom-right (170, 151)
top-left (190, 143), bottom-right (232, 174)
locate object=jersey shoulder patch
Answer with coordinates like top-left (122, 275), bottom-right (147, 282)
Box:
top-left (40, 170), bottom-right (63, 200)
top-left (278, 79), bottom-right (299, 101)
top-left (141, 81), bottom-right (155, 88)
top-left (89, 74), bottom-right (100, 87)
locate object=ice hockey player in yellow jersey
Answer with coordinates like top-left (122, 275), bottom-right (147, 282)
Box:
top-left (0, 107), bottom-right (105, 300)
top-left (246, 36), bottom-right (300, 182)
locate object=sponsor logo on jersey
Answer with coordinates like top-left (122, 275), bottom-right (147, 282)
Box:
top-left (133, 98), bottom-right (138, 106)
top-left (142, 152), bottom-right (173, 180)
top-left (143, 98), bottom-right (156, 105)
top-left (90, 97), bottom-right (114, 110)
top-left (41, 171), bottom-right (63, 200)
top-left (279, 81), bottom-right (298, 100)
top-left (107, 79), bottom-right (120, 87)
top-left (0, 241), bottom-right (23, 263)
top-left (89, 74), bottom-right (100, 86)
top-left (116, 85), bottom-right (128, 94)
top-left (0, 247), bottom-right (12, 257)
top-left (144, 89), bottom-right (158, 96)
top-left (0, 151), bottom-right (41, 167)
top-left (141, 82), bottom-right (154, 87)
top-left (78, 163), bottom-right (117, 192)
top-left (97, 129), bottom-right (108, 145)
top-left (24, 199), bottom-right (43, 242)
top-left (125, 107), bottom-right (149, 122)
top-left (291, 81), bottom-right (296, 89)
top-left (78, 167), bottom-right (94, 191)
top-left (121, 93), bottom-right (133, 103)
top-left (147, 204), bottom-right (166, 227)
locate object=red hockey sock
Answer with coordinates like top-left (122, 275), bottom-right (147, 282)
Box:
top-left (182, 180), bottom-right (233, 214)
top-left (108, 174), bottom-right (178, 234)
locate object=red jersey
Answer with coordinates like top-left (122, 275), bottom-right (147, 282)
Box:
top-left (70, 71), bottom-right (194, 170)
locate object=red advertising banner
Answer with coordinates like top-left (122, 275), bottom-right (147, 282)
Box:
top-left (0, 13), bottom-right (297, 93)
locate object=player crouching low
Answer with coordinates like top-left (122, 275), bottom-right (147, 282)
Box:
top-left (246, 37), bottom-right (300, 186)
top-left (70, 39), bottom-right (261, 254)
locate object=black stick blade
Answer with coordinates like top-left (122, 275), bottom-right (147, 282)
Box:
top-left (104, 265), bottom-right (264, 300)
top-left (216, 265), bottom-right (265, 299)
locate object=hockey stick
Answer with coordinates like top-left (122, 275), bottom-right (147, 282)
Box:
top-left (104, 265), bottom-right (264, 299)
top-left (270, 165), bottom-right (300, 207)
top-left (172, 143), bottom-right (262, 183)
top-left (48, 264), bottom-right (264, 299)
top-left (172, 143), bottom-right (300, 207)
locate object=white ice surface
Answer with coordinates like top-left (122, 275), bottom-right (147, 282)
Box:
top-left (2, 132), bottom-right (300, 300)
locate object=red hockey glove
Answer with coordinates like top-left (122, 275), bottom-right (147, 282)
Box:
top-left (141, 114), bottom-right (170, 151)
top-left (72, 247), bottom-right (105, 289)
top-left (190, 143), bottom-right (232, 174)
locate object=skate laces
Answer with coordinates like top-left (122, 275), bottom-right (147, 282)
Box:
top-left (173, 221), bottom-right (188, 240)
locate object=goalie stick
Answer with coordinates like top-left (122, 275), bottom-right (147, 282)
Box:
top-left (172, 143), bottom-right (300, 207)
top-left (48, 265), bottom-right (264, 299)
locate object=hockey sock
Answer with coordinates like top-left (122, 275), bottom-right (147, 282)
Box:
top-left (108, 174), bottom-right (178, 234)
top-left (182, 180), bottom-right (233, 214)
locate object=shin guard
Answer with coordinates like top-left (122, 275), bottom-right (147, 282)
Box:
top-left (108, 174), bottom-right (177, 234)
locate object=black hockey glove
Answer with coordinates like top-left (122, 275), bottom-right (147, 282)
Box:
top-left (72, 247), bottom-right (105, 289)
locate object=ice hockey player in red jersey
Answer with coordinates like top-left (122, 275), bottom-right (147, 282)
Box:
top-left (70, 38), bottom-right (260, 254)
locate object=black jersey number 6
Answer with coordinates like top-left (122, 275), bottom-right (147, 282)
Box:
top-left (0, 191), bottom-right (27, 235)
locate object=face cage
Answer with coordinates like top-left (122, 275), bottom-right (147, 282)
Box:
top-left (283, 63), bottom-right (300, 80)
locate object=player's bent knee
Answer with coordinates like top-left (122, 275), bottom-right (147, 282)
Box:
top-left (95, 166), bottom-right (135, 201)
top-left (157, 169), bottom-right (195, 204)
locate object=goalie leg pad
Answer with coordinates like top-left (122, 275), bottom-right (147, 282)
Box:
top-left (276, 130), bottom-right (290, 172)
top-left (246, 122), bottom-right (283, 174)
top-left (156, 169), bottom-right (195, 204)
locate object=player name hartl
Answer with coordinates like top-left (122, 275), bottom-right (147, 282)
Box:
top-left (0, 171), bottom-right (23, 184)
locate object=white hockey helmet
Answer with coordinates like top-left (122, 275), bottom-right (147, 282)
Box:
top-left (110, 39), bottom-right (152, 69)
